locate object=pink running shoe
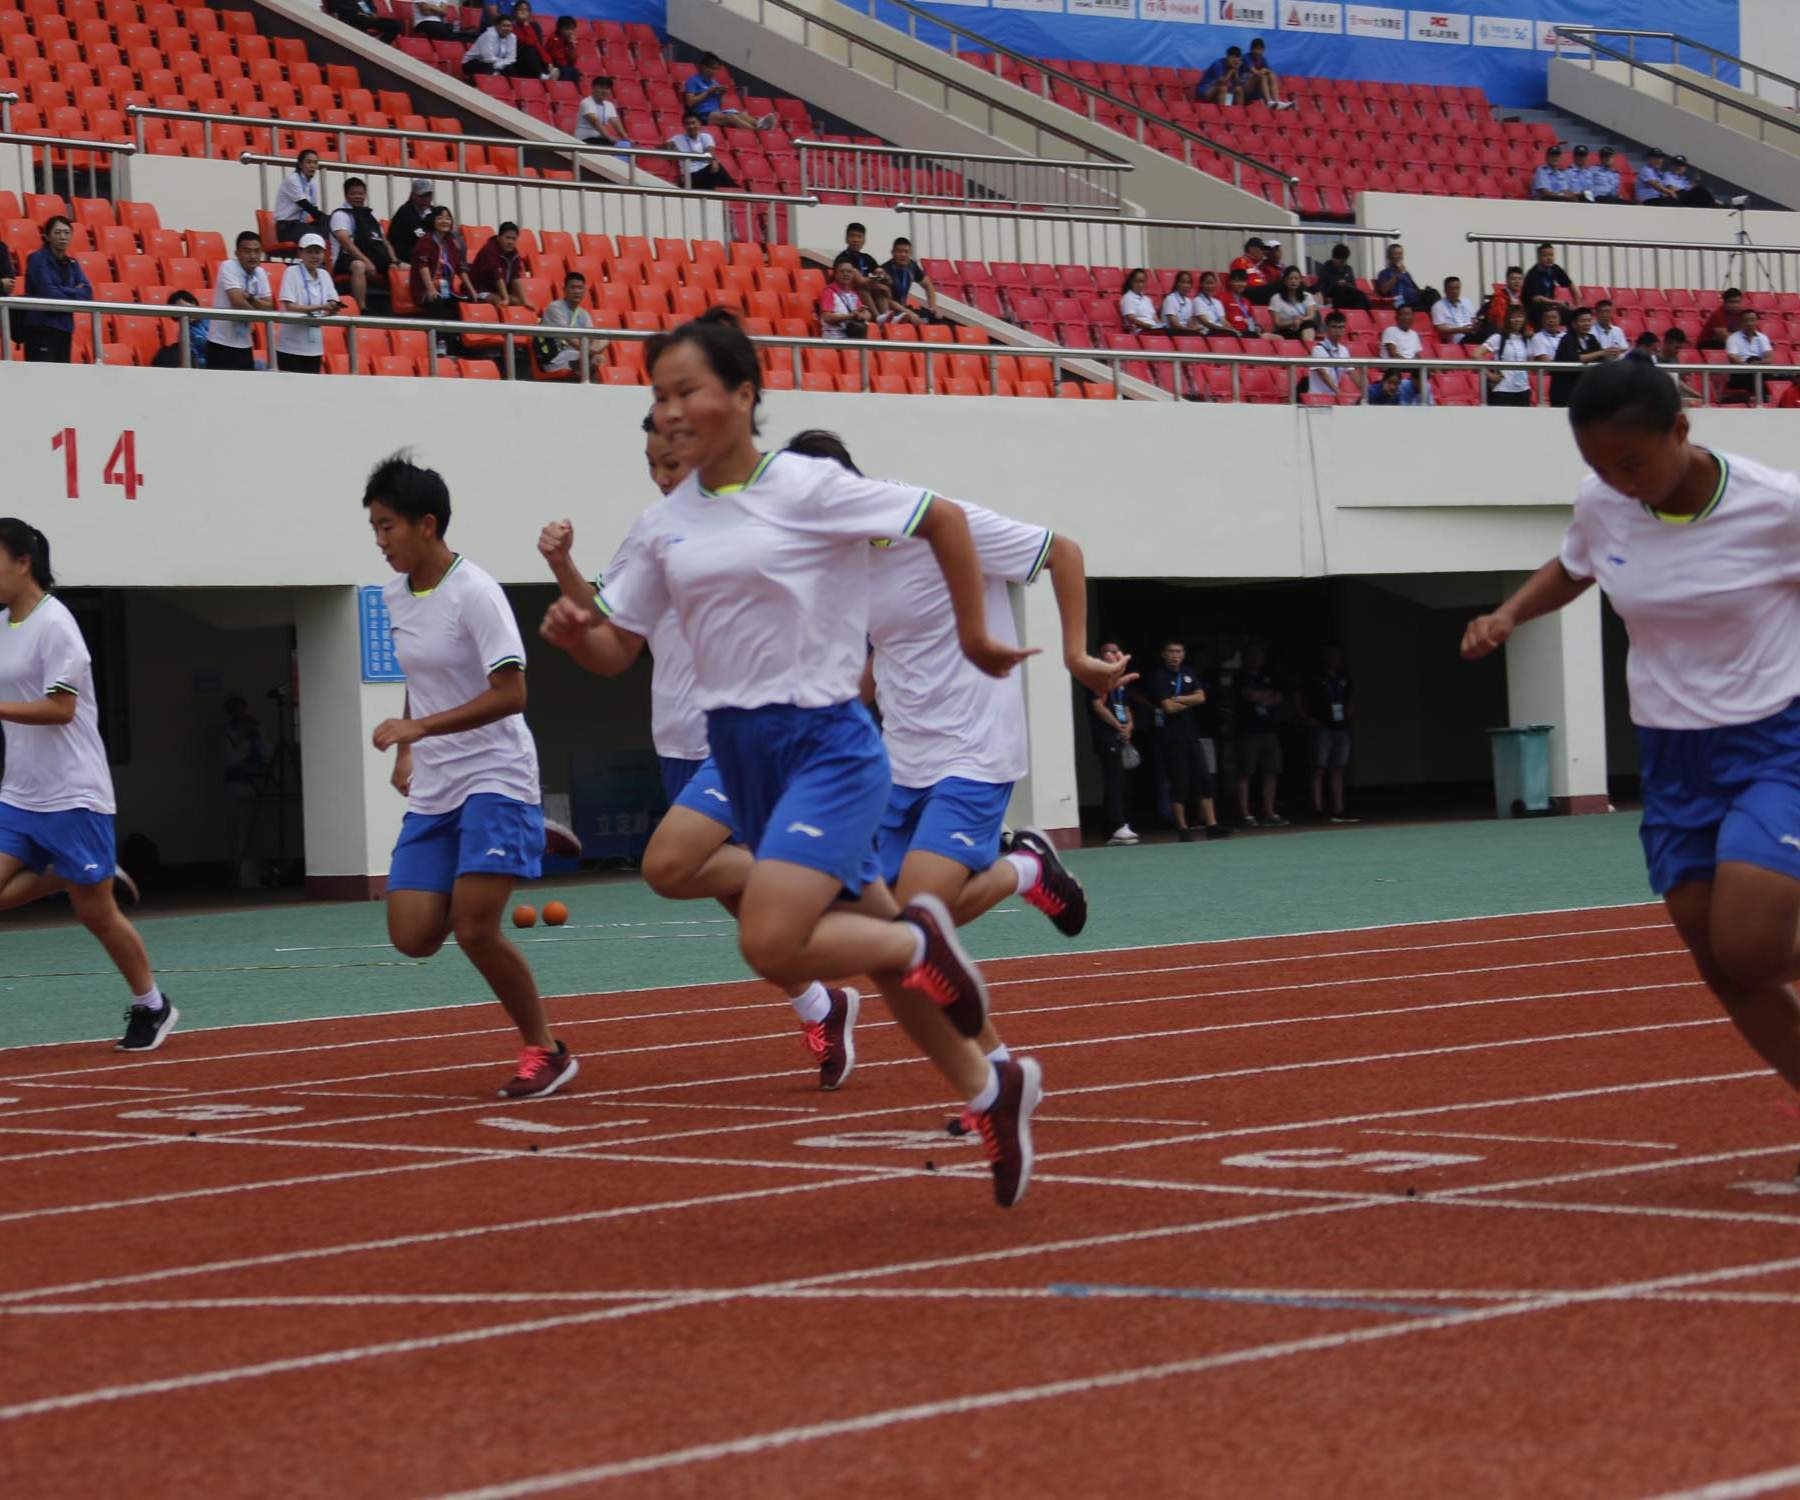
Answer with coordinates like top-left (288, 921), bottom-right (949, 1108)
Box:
top-left (498, 1041), bottom-right (580, 1099)
top-left (898, 893), bottom-right (990, 1038)
top-left (1009, 827), bottom-right (1088, 938)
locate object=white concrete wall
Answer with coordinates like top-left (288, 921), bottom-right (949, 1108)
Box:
top-left (1739, 0), bottom-right (1800, 111)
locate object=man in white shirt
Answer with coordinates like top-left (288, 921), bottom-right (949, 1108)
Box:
top-left (576, 76), bottom-right (629, 147)
top-left (1527, 304), bottom-right (1565, 362)
top-left (463, 16), bottom-right (523, 78)
top-left (1592, 299), bottom-right (1631, 360)
top-left (204, 230), bottom-right (274, 373)
top-left (1306, 311), bottom-right (1362, 399)
top-left (668, 111), bottom-right (725, 190)
top-left (1429, 276), bottom-right (1477, 344)
top-left (1379, 302), bottom-right (1422, 361)
top-left (1727, 308), bottom-right (1775, 401)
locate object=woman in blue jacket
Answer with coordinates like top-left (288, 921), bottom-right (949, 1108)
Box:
top-left (21, 217), bottom-right (92, 364)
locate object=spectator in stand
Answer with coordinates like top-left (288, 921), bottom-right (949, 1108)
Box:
top-left (205, 230), bottom-right (272, 372)
top-left (1268, 266), bottom-right (1320, 350)
top-left (18, 216), bottom-right (91, 363)
top-left (1150, 641), bottom-right (1227, 842)
top-left (1570, 144), bottom-right (1609, 200)
top-left (543, 14), bottom-right (583, 82)
top-left (329, 177), bottom-right (392, 313)
top-left (411, 0), bottom-right (467, 41)
top-left (275, 233), bottom-right (340, 375)
top-left (411, 205), bottom-right (474, 334)
top-left (1243, 38), bottom-right (1293, 109)
top-left (1235, 643), bottom-right (1287, 828)
top-left (1627, 330), bottom-right (1661, 362)
top-left (1221, 268), bottom-right (1258, 335)
top-left (1245, 238), bottom-right (1291, 306)
top-left (1191, 270), bottom-right (1232, 335)
top-left (509, 3), bottom-right (551, 78)
top-left (1484, 264), bottom-right (1526, 338)
top-left (1591, 298), bottom-right (1630, 360)
top-left (1366, 367), bottom-right (1420, 406)
top-left (1532, 143), bottom-right (1579, 202)
top-left (835, 224), bottom-right (900, 322)
top-left (328, 0), bottom-right (401, 42)
top-left (669, 112), bottom-right (728, 190)
top-left (386, 180), bottom-right (436, 266)
top-left (1522, 242), bottom-right (1573, 328)
top-left (1726, 307), bottom-right (1774, 400)
top-left (818, 257), bottom-right (871, 339)
top-left (1699, 287), bottom-right (1744, 349)
top-left (1306, 311), bottom-right (1361, 401)
top-left (684, 52), bottom-right (775, 132)
top-left (1160, 269), bottom-right (1199, 333)
top-left (1635, 146), bottom-right (1678, 204)
top-left (1198, 46), bottom-right (1245, 107)
top-left (1549, 305), bottom-right (1606, 408)
top-left (0, 237), bottom-right (15, 297)
top-left (471, 221), bottom-right (530, 308)
top-left (1662, 154), bottom-right (1717, 208)
top-left (1089, 644), bottom-right (1139, 846)
top-left (1119, 268), bottom-right (1164, 334)
top-left (464, 16), bottom-right (528, 79)
top-left (1230, 237), bottom-right (1275, 295)
top-left (538, 271), bottom-right (602, 378)
top-left (1373, 242), bottom-right (1421, 309)
top-left (577, 77), bottom-right (630, 148)
top-left (1305, 645), bottom-right (1355, 823)
top-left (880, 238), bottom-right (936, 322)
top-left (1483, 303), bottom-right (1533, 407)
top-left (1379, 301), bottom-right (1422, 363)
top-left (1590, 146), bottom-right (1624, 203)
top-left (151, 288), bottom-right (209, 369)
top-left (1430, 275), bottom-right (1478, 344)
top-left (1527, 303), bottom-right (1565, 378)
top-left (1314, 242), bottom-right (1370, 311)
top-left (273, 149), bottom-right (328, 246)
top-left (1661, 326), bottom-right (1702, 405)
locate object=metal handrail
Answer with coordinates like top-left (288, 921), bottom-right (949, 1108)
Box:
top-left (794, 137), bottom-right (1133, 172)
top-left (0, 130), bottom-right (136, 205)
top-left (1550, 27), bottom-right (1800, 99)
top-left (899, 204), bottom-right (1392, 236)
top-left (0, 92), bottom-right (14, 133)
top-left (823, 0), bottom-right (1297, 204)
top-left (1469, 232), bottom-right (1800, 253)
top-left (1550, 29), bottom-right (1800, 146)
top-left (1466, 231), bottom-right (1800, 297)
top-left (797, 139), bottom-right (1130, 213)
top-left (6, 293), bottom-right (1787, 405)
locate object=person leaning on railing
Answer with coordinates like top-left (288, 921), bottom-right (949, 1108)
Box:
top-left (20, 216), bottom-right (92, 364)
top-left (205, 230), bottom-right (273, 373)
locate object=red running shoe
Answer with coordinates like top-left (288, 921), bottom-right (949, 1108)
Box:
top-left (969, 1057), bottom-right (1044, 1207)
top-left (1009, 826), bottom-right (1087, 938)
top-left (543, 816), bottom-right (582, 859)
top-left (498, 1041), bottom-right (579, 1099)
top-left (899, 893), bottom-right (990, 1038)
top-left (801, 986), bottom-right (860, 1091)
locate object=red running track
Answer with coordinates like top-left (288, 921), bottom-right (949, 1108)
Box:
top-left (2, 903), bottom-right (1799, 1499)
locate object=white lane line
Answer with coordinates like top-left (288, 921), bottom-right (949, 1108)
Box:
top-left (0, 901), bottom-right (1665, 1063)
top-left (1643, 1466), bottom-right (1800, 1500)
top-left (1362, 1129), bottom-right (1680, 1151)
top-left (427, 1246), bottom-right (1800, 1500)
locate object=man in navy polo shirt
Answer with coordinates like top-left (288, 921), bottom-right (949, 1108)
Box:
top-left (1150, 641), bottom-right (1228, 842)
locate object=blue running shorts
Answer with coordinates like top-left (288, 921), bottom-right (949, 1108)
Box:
top-left (877, 776), bottom-right (1013, 884)
top-left (388, 793), bottom-right (544, 894)
top-left (0, 801), bottom-right (115, 885)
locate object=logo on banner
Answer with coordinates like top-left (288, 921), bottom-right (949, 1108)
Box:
top-left (1537, 20), bottom-right (1591, 54)
top-left (1069, 0), bottom-right (1134, 17)
top-left (1407, 8), bottom-right (1469, 43)
top-left (1472, 13), bottom-right (1531, 48)
top-left (1213, 0), bottom-right (1276, 25)
top-left (1142, 0), bottom-right (1206, 19)
top-left (1344, 3), bottom-right (1404, 37)
top-left (1280, 2), bottom-right (1343, 33)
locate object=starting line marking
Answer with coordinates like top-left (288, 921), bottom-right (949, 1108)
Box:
top-left (475, 1118), bottom-right (649, 1137)
top-left (1362, 1129), bottom-right (1680, 1152)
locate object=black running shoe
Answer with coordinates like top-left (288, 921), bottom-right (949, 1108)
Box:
top-left (117, 999), bottom-right (179, 1053)
top-left (899, 893), bottom-right (990, 1038)
top-left (1010, 826), bottom-right (1088, 938)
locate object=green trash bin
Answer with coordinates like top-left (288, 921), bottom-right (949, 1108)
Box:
top-left (1487, 724), bottom-right (1554, 818)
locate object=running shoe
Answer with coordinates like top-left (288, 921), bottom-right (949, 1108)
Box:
top-left (1241, 814), bottom-right (1260, 828)
top-left (116, 998), bottom-right (178, 1053)
top-left (112, 865), bottom-right (140, 907)
top-left (1264, 813), bottom-right (1291, 828)
top-left (802, 986), bottom-right (860, 1091)
top-left (969, 1057), bottom-right (1044, 1207)
top-left (498, 1041), bottom-right (580, 1099)
top-left (543, 816), bottom-right (582, 859)
top-left (899, 893), bottom-right (990, 1038)
top-left (1105, 823), bottom-right (1139, 846)
top-left (1009, 826), bottom-right (1088, 938)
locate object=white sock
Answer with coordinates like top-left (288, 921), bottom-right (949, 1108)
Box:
top-left (967, 1062), bottom-right (1000, 1114)
top-left (986, 1042), bottom-right (1011, 1065)
top-left (902, 921), bottom-right (927, 969)
top-left (1004, 851), bottom-right (1041, 894)
top-left (790, 981), bottom-right (831, 1025)
top-left (132, 985), bottom-right (164, 1013)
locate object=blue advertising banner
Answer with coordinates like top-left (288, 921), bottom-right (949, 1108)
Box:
top-left (358, 585), bottom-right (405, 684)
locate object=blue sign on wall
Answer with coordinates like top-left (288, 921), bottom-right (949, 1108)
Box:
top-left (359, 585), bottom-right (405, 684)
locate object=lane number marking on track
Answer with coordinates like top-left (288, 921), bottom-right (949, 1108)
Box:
top-left (796, 1130), bottom-right (969, 1150)
top-left (1221, 1146), bottom-right (1483, 1176)
top-left (1732, 1180), bottom-right (1800, 1198)
top-left (118, 1104), bottom-right (306, 1122)
top-left (476, 1117), bottom-right (650, 1136)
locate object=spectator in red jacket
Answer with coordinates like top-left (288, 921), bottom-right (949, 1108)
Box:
top-left (1699, 287), bottom-right (1745, 350)
top-left (411, 205), bottom-right (473, 323)
top-left (471, 221), bottom-right (529, 308)
top-left (544, 16), bottom-right (580, 82)
top-left (1221, 268), bottom-right (1258, 335)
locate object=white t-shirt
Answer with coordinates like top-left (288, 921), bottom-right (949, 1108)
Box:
top-left (272, 169), bottom-right (319, 225)
top-left (600, 524), bottom-right (707, 762)
top-left (1269, 291), bottom-right (1317, 328)
top-left (0, 595), bottom-right (113, 815)
top-left (867, 499), bottom-right (1052, 788)
top-left (1306, 337), bottom-right (1352, 395)
top-left (669, 131), bottom-right (715, 184)
top-left (819, 285), bottom-right (861, 339)
top-left (596, 451), bottom-right (933, 713)
top-left (277, 261), bottom-right (333, 356)
top-left (1380, 323), bottom-right (1422, 360)
top-left (1528, 328), bottom-right (1563, 361)
top-left (1160, 291), bottom-right (1195, 329)
top-left (382, 556), bottom-right (540, 814)
top-left (1483, 331), bottom-right (1532, 393)
top-left (1558, 450), bottom-right (1800, 729)
top-left (1192, 293), bottom-right (1226, 330)
top-left (1593, 321), bottom-right (1631, 354)
top-left (1430, 296), bottom-right (1476, 341)
top-left (577, 95), bottom-right (621, 140)
top-left (210, 260), bottom-right (271, 348)
top-left (1119, 289), bottom-right (1161, 329)
top-left (1727, 329), bottom-right (1774, 362)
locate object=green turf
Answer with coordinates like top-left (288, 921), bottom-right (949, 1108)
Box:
top-left (0, 814), bottom-right (1653, 1050)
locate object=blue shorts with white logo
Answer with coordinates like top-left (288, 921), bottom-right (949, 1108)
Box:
top-left (0, 801), bottom-right (115, 885)
top-left (388, 792), bottom-right (544, 895)
top-left (1637, 698), bottom-right (1800, 894)
top-left (705, 701), bottom-right (887, 895)
top-left (878, 776), bottom-right (1013, 884)
top-left (659, 754), bottom-right (705, 804)
top-left (670, 755), bottom-right (741, 840)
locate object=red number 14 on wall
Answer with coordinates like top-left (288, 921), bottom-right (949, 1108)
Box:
top-left (50, 428), bottom-right (143, 501)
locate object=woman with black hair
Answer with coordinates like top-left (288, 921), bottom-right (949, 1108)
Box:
top-left (541, 311), bottom-right (1044, 1206)
top-left (0, 521), bottom-right (173, 1051)
top-left (1464, 358), bottom-right (1800, 1099)
top-left (364, 454), bottom-right (577, 1099)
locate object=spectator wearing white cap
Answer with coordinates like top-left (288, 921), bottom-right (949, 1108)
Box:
top-left (276, 233), bottom-right (341, 374)
top-left (273, 149), bottom-right (328, 245)
top-left (1245, 237), bottom-right (1288, 308)
top-left (386, 180), bottom-right (437, 266)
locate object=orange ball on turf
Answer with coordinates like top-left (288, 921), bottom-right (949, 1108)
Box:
top-left (543, 901), bottom-right (569, 927)
top-left (512, 904), bottom-right (538, 928)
